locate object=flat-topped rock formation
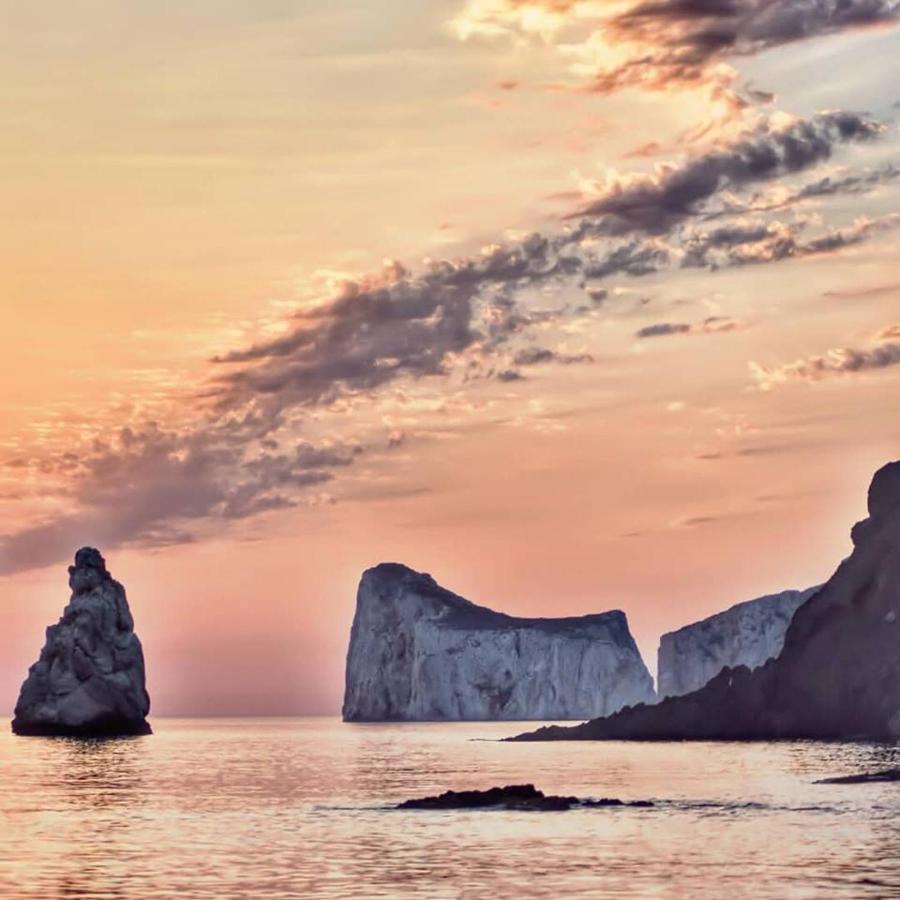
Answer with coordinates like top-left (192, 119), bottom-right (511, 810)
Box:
top-left (342, 563), bottom-right (655, 721)
top-left (12, 548), bottom-right (151, 737)
top-left (512, 461), bottom-right (900, 743)
top-left (658, 586), bottom-right (819, 698)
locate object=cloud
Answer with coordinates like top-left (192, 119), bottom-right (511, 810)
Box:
top-left (702, 163), bottom-right (900, 221)
top-left (0, 425), bottom-right (363, 576)
top-left (798, 213), bottom-right (900, 254)
top-left (636, 322), bottom-right (692, 338)
top-left (636, 316), bottom-right (745, 338)
top-left (681, 219), bottom-right (796, 267)
top-left (823, 281), bottom-right (900, 300)
top-left (578, 236), bottom-right (672, 276)
top-left (512, 347), bottom-right (594, 365)
top-left (0, 228), bottom-right (666, 575)
top-left (590, 0), bottom-right (900, 94)
top-left (750, 326), bottom-right (900, 389)
top-left (681, 212), bottom-right (900, 268)
top-left (497, 344), bottom-right (595, 379)
top-left (0, 107), bottom-right (890, 576)
top-left (792, 164), bottom-right (900, 200)
top-left (571, 111), bottom-right (883, 232)
top-left (208, 231), bottom-right (675, 423)
top-left (625, 141), bottom-right (666, 159)
top-left (454, 0), bottom-right (900, 99)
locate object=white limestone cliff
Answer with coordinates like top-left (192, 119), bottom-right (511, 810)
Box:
top-left (657, 586), bottom-right (819, 698)
top-left (12, 547), bottom-right (151, 737)
top-left (342, 563), bottom-right (655, 721)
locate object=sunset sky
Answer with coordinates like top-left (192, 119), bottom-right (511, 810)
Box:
top-left (2, 0), bottom-right (899, 716)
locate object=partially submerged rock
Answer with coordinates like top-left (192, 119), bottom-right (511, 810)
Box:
top-left (396, 784), bottom-right (654, 811)
top-left (12, 548), bottom-right (151, 737)
top-left (512, 461), bottom-right (900, 743)
top-left (815, 769), bottom-right (900, 785)
top-left (343, 563), bottom-right (655, 721)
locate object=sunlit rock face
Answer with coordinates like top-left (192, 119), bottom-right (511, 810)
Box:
top-left (342, 563), bottom-right (655, 721)
top-left (12, 548), bottom-right (151, 737)
top-left (657, 587), bottom-right (819, 698)
top-left (513, 461), bottom-right (900, 743)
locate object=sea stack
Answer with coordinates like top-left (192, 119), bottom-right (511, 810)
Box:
top-left (343, 563), bottom-right (655, 721)
top-left (657, 586), bottom-right (819, 698)
top-left (512, 461), bottom-right (900, 743)
top-left (11, 547), bottom-right (151, 737)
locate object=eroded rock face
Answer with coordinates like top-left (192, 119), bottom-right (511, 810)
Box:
top-left (657, 587), bottom-right (819, 698)
top-left (12, 548), bottom-right (151, 737)
top-left (512, 461), bottom-right (900, 743)
top-left (342, 563), bottom-right (655, 721)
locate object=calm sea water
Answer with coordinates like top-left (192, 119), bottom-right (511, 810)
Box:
top-left (1, 718), bottom-right (899, 898)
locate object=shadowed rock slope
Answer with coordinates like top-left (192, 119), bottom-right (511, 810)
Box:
top-left (12, 548), bottom-right (151, 737)
top-left (343, 563), bottom-right (655, 721)
top-left (513, 461), bottom-right (900, 743)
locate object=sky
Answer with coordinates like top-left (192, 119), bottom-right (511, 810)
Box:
top-left (1, 0), bottom-right (899, 716)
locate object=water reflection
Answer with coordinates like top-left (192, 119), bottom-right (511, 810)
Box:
top-left (53, 736), bottom-right (147, 810)
top-left (1, 720), bottom-right (900, 898)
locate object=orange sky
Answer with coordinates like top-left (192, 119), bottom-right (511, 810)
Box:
top-left (1, 0), bottom-right (899, 715)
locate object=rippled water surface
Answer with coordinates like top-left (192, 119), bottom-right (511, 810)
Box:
top-left (2, 718), bottom-right (900, 898)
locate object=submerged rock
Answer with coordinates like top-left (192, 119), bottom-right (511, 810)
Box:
top-left (12, 548), bottom-right (151, 737)
top-left (512, 461), bottom-right (900, 743)
top-left (396, 784), bottom-right (654, 811)
top-left (658, 586), bottom-right (819, 698)
top-left (342, 563), bottom-right (655, 721)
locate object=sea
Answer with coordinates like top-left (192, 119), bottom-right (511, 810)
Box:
top-left (1, 717), bottom-right (899, 899)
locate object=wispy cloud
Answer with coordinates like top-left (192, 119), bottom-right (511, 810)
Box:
top-left (636, 316), bottom-right (746, 338)
top-left (823, 281), bottom-right (900, 300)
top-left (0, 106), bottom-right (892, 575)
top-left (209, 112), bottom-right (885, 422)
top-left (585, 0), bottom-right (900, 94)
top-left (750, 325), bottom-right (900, 389)
top-left (452, 0), bottom-right (900, 105)
top-left (571, 111), bottom-right (883, 231)
top-left (682, 212), bottom-right (900, 268)
top-left (0, 424), bottom-right (363, 575)
top-left (452, 0), bottom-right (900, 114)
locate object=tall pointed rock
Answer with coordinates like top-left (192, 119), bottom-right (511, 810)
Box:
top-left (12, 547), bottom-right (151, 737)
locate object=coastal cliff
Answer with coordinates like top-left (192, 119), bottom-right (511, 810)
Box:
top-left (658, 587), bottom-right (819, 698)
top-left (513, 461), bottom-right (900, 743)
top-left (343, 563), bottom-right (655, 721)
top-left (12, 547), bottom-right (151, 737)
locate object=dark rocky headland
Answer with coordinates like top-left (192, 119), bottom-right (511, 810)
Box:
top-left (11, 547), bottom-right (151, 737)
top-left (512, 460), bottom-right (900, 743)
